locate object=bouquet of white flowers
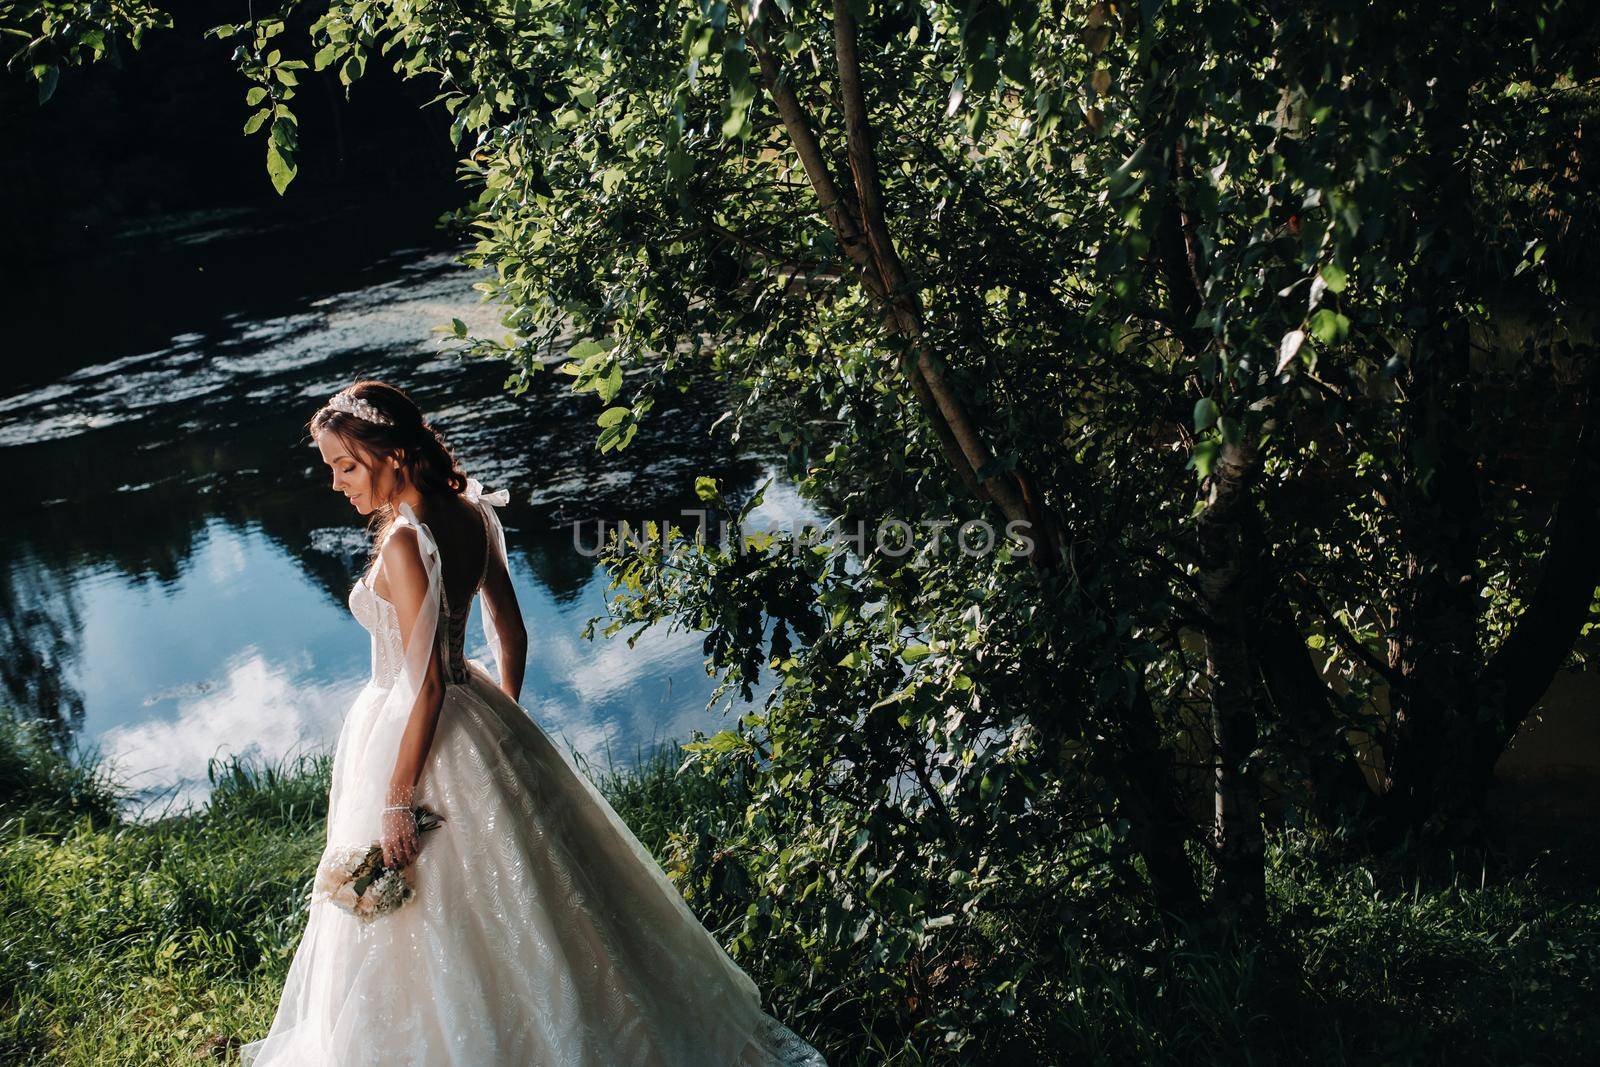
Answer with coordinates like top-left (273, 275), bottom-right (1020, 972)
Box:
top-left (311, 806), bottom-right (445, 922)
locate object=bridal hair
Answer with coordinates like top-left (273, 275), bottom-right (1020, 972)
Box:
top-left (307, 380), bottom-right (469, 546)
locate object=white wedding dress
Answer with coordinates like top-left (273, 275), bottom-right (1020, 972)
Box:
top-left (240, 478), bottom-right (826, 1066)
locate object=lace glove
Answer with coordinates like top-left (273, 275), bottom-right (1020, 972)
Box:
top-left (381, 783), bottom-right (420, 870)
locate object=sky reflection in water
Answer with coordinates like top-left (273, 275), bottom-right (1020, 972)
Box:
top-left (2, 206), bottom-right (815, 813)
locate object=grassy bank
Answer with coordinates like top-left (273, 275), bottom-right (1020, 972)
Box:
top-left (1, 713), bottom-right (1596, 1065)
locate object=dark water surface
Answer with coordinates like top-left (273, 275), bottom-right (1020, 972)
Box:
top-left (3, 195), bottom-right (814, 812)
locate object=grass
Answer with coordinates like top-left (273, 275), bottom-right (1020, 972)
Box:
top-left (1, 712), bottom-right (1596, 1065)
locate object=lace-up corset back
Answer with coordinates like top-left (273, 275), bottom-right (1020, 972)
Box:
top-left (347, 500), bottom-right (491, 688)
top-left (438, 502), bottom-right (492, 682)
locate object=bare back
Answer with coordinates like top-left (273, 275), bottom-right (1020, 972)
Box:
top-left (372, 493), bottom-right (489, 609)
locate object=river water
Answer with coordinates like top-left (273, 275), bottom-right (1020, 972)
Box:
top-left (2, 195), bottom-right (815, 813)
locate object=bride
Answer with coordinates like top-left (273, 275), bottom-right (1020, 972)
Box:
top-left (240, 380), bottom-right (826, 1066)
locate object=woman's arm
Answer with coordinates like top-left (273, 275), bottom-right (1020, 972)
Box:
top-left (480, 537), bottom-right (528, 702)
top-left (380, 526), bottom-right (446, 868)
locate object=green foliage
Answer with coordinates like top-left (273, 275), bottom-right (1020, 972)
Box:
top-left (205, 15), bottom-right (308, 193)
top-left (3, 726), bottom-right (1596, 1064)
top-left (0, 711), bottom-right (119, 835)
top-left (1, 0), bottom-right (171, 103)
top-left (0, 735), bottom-right (327, 1064)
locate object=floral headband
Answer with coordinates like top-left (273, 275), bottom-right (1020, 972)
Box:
top-left (326, 388), bottom-right (393, 426)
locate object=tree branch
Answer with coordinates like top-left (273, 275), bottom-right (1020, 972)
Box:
top-left (748, 28), bottom-right (882, 297)
top-left (1473, 353), bottom-right (1600, 773)
top-left (827, 0), bottom-right (1059, 566)
top-left (1291, 576), bottom-right (1404, 689)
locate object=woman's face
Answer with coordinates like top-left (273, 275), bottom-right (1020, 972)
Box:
top-left (316, 431), bottom-right (398, 515)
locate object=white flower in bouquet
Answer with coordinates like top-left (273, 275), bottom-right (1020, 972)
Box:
top-left (311, 805), bottom-right (444, 922)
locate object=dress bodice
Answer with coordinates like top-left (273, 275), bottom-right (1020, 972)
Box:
top-left (348, 500), bottom-right (492, 688)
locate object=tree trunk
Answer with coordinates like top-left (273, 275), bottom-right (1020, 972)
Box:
top-left (1462, 354), bottom-right (1600, 797)
top-left (1376, 52), bottom-right (1490, 840)
top-left (1384, 314), bottom-right (1484, 839)
top-left (747, 7), bottom-right (1061, 567)
top-left (1254, 603), bottom-right (1379, 828)
top-left (1197, 437), bottom-right (1266, 919)
top-left (1116, 681), bottom-right (1204, 919)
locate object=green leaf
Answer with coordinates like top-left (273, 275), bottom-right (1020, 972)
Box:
top-left (313, 43), bottom-right (340, 71)
top-left (567, 339), bottom-right (609, 361)
top-left (340, 53), bottom-right (364, 86)
top-left (596, 361), bottom-right (623, 404)
top-left (1309, 308), bottom-right (1349, 344)
top-left (597, 405), bottom-right (630, 428)
top-left (451, 317), bottom-right (468, 338)
top-left (847, 827), bottom-right (872, 869)
top-left (681, 729), bottom-right (744, 755)
top-left (1193, 397), bottom-right (1220, 433)
top-left (1000, 46), bottom-right (1032, 88)
top-left (270, 118), bottom-right (298, 152)
top-left (900, 644), bottom-right (932, 663)
top-left (243, 108), bottom-right (270, 135)
top-left (37, 65), bottom-right (59, 105)
top-left (1319, 262), bottom-right (1348, 293)
top-left (687, 24), bottom-right (714, 60)
top-left (246, 86), bottom-right (268, 106)
top-left (597, 421), bottom-right (637, 453)
top-left (1189, 438), bottom-right (1220, 479)
top-left (266, 141), bottom-right (296, 195)
top-left (695, 476), bottom-right (720, 502)
top-left (969, 57), bottom-right (999, 95)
